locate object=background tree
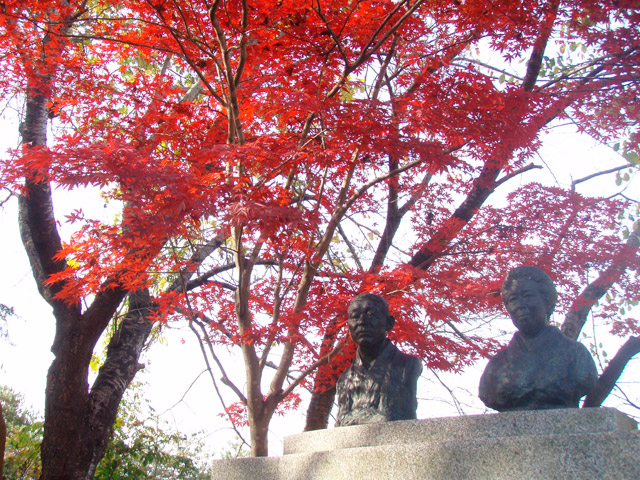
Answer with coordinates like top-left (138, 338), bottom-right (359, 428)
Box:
top-left (0, 386), bottom-right (43, 479)
top-left (1, 401), bottom-right (5, 477)
top-left (0, 0), bottom-right (638, 473)
top-left (0, 384), bottom-right (209, 480)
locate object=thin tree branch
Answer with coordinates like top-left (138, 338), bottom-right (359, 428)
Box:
top-left (495, 163), bottom-right (543, 187)
top-left (337, 223), bottom-right (364, 271)
top-left (188, 321), bottom-right (250, 448)
top-left (583, 336), bottom-right (640, 408)
top-left (572, 164), bottom-right (632, 189)
top-left (561, 220), bottom-right (640, 341)
top-left (280, 341), bottom-right (346, 400)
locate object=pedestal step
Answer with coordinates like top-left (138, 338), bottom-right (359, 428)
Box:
top-left (284, 407), bottom-right (636, 455)
top-left (210, 409), bottom-right (640, 480)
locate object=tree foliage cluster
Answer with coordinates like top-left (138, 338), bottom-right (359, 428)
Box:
top-left (0, 0), bottom-right (639, 477)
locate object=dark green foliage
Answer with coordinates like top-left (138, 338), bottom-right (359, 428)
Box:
top-left (0, 387), bottom-right (42, 480)
top-left (0, 385), bottom-right (209, 480)
top-left (95, 382), bottom-right (210, 480)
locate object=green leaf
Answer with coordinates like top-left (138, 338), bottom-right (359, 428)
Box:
top-left (623, 151), bottom-right (639, 165)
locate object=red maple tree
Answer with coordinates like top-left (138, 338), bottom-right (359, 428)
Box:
top-left (1, 0), bottom-right (639, 476)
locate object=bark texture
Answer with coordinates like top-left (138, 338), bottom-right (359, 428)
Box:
top-left (18, 45), bottom-right (155, 480)
top-left (304, 386), bottom-right (336, 431)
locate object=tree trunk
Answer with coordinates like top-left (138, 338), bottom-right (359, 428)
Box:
top-left (16, 25), bottom-right (158, 477)
top-left (86, 290), bottom-right (154, 477)
top-left (561, 221), bottom-right (640, 341)
top-left (248, 410), bottom-right (271, 457)
top-left (40, 325), bottom-right (96, 479)
top-left (39, 292), bottom-right (154, 480)
top-left (304, 385), bottom-right (336, 431)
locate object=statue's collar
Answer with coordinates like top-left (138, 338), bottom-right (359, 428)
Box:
top-left (512, 325), bottom-right (557, 351)
top-left (356, 339), bottom-right (393, 370)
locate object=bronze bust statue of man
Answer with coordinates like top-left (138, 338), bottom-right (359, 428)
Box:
top-left (335, 293), bottom-right (423, 427)
top-left (479, 266), bottom-right (598, 411)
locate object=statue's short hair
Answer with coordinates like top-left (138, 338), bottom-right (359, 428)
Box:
top-left (350, 293), bottom-right (390, 317)
top-left (502, 266), bottom-right (557, 316)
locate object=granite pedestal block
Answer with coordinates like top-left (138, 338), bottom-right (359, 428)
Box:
top-left (210, 408), bottom-right (639, 479)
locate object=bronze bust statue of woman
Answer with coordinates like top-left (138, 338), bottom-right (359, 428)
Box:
top-left (479, 266), bottom-right (598, 411)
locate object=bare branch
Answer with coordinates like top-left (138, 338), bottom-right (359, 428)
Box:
top-left (572, 164), bottom-right (632, 189)
top-left (337, 223), bottom-right (364, 271)
top-left (158, 368), bottom-right (209, 416)
top-left (495, 163), bottom-right (543, 187)
top-left (583, 336), bottom-right (640, 408)
top-left (561, 220), bottom-right (640, 341)
top-left (189, 321), bottom-right (250, 447)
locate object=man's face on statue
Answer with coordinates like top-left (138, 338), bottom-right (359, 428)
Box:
top-left (502, 278), bottom-right (548, 338)
top-left (347, 297), bottom-right (391, 351)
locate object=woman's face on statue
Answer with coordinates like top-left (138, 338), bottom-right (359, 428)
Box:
top-left (347, 297), bottom-right (391, 350)
top-left (502, 278), bottom-right (548, 338)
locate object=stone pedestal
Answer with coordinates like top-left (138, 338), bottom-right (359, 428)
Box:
top-left (211, 408), bottom-right (640, 479)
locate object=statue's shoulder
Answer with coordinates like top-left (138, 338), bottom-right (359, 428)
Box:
top-left (387, 342), bottom-right (422, 376)
top-left (546, 326), bottom-right (589, 351)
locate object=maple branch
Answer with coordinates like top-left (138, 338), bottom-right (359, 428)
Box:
top-left (338, 223), bottom-right (364, 271)
top-left (189, 320), bottom-right (251, 448)
top-left (325, 0), bottom-right (426, 99)
top-left (342, 152), bottom-right (436, 215)
top-left (233, 0), bottom-right (249, 87)
top-left (312, 0), bottom-right (349, 63)
top-left (208, 3), bottom-right (245, 144)
top-left (495, 163), bottom-right (542, 187)
top-left (349, 0), bottom-right (425, 74)
top-left (409, 158), bottom-right (502, 269)
top-left (561, 220), bottom-right (640, 341)
top-left (583, 336), bottom-right (640, 408)
top-left (522, 0), bottom-right (559, 91)
top-left (269, 155), bottom-right (358, 399)
top-left (455, 58), bottom-right (523, 82)
top-left (271, 145), bottom-right (450, 398)
top-left (167, 236), bottom-right (225, 292)
top-left (66, 31), bottom-right (182, 56)
top-left (259, 256), bottom-right (286, 374)
top-left (147, 3), bottom-right (226, 107)
top-left (403, 33), bottom-right (479, 95)
top-left (371, 35), bottom-right (399, 99)
top-left (192, 318), bottom-right (247, 404)
top-left (368, 67), bottom-right (436, 270)
top-left (572, 164), bottom-right (631, 189)
top-left (279, 340), bottom-right (346, 401)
